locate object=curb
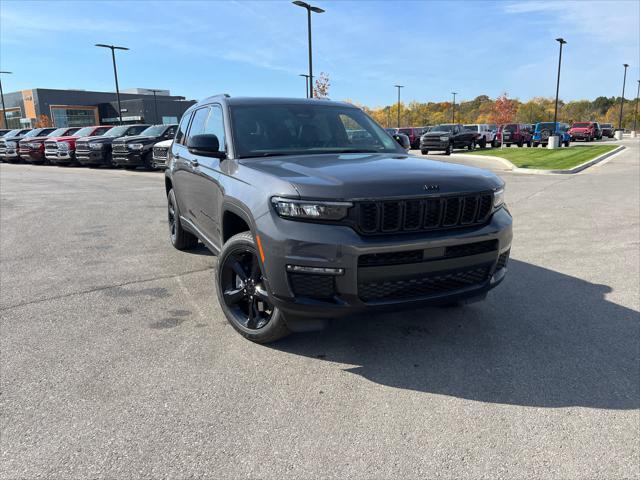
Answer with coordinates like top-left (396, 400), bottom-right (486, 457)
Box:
top-left (452, 145), bottom-right (626, 175)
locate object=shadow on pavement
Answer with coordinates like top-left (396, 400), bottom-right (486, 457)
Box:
top-left (274, 259), bottom-right (639, 410)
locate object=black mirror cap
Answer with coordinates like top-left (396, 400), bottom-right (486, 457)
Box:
top-left (392, 134), bottom-right (411, 150)
top-left (187, 134), bottom-right (226, 158)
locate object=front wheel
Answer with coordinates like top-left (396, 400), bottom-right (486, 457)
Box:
top-left (467, 140), bottom-right (475, 151)
top-left (491, 139), bottom-right (498, 148)
top-left (216, 232), bottom-right (291, 343)
top-left (445, 143), bottom-right (453, 155)
top-left (421, 149), bottom-right (429, 155)
top-left (479, 137), bottom-right (487, 149)
top-left (564, 140), bottom-right (570, 147)
top-left (532, 142), bottom-right (539, 148)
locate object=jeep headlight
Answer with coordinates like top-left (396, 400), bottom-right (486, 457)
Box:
top-left (272, 197), bottom-right (352, 221)
top-left (89, 143), bottom-right (103, 150)
top-left (439, 136), bottom-right (449, 142)
top-left (493, 188), bottom-right (505, 209)
top-left (128, 143), bottom-right (144, 150)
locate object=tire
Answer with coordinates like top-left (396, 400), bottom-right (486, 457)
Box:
top-left (479, 137), bottom-right (487, 149)
top-left (167, 189), bottom-right (199, 250)
top-left (445, 143), bottom-right (453, 155)
top-left (143, 151), bottom-right (154, 170)
top-left (564, 140), bottom-right (570, 147)
top-left (421, 149), bottom-right (429, 155)
top-left (505, 143), bottom-right (511, 147)
top-left (467, 140), bottom-right (475, 151)
top-left (526, 140), bottom-right (532, 147)
top-left (216, 232), bottom-right (291, 343)
top-left (517, 138), bottom-right (524, 147)
top-left (532, 142), bottom-right (539, 148)
top-left (491, 139), bottom-right (498, 148)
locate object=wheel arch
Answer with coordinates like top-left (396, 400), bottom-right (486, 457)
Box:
top-left (221, 200), bottom-right (256, 244)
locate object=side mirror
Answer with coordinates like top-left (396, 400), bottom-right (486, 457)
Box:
top-left (187, 134), bottom-right (226, 158)
top-left (392, 134), bottom-right (410, 150)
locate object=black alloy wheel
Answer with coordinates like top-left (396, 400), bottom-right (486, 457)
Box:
top-left (220, 247), bottom-right (273, 330)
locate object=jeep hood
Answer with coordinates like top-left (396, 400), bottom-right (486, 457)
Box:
top-left (241, 153), bottom-right (502, 199)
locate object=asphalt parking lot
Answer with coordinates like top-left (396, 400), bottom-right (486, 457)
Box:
top-left (1, 140), bottom-right (638, 479)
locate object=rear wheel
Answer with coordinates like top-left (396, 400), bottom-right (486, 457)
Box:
top-left (216, 232), bottom-right (291, 343)
top-left (167, 189), bottom-right (199, 250)
top-left (421, 149), bottom-right (429, 155)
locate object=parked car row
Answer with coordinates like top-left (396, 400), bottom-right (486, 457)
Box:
top-left (0, 124), bottom-right (177, 169)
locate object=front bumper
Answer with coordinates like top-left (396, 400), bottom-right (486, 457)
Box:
top-left (420, 139), bottom-right (449, 151)
top-left (3, 148), bottom-right (20, 161)
top-left (257, 207), bottom-right (513, 318)
top-left (46, 151), bottom-right (75, 163)
top-left (76, 150), bottom-right (109, 165)
top-left (19, 149), bottom-right (44, 162)
top-left (112, 151), bottom-right (146, 166)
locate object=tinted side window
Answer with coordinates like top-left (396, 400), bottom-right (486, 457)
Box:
top-left (175, 113), bottom-right (192, 145)
top-left (164, 125), bottom-right (177, 137)
top-left (203, 105), bottom-right (225, 151)
top-left (187, 107), bottom-right (210, 142)
top-left (127, 126), bottom-right (147, 135)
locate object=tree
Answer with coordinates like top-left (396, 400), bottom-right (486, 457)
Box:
top-left (313, 72), bottom-right (330, 99)
top-left (34, 114), bottom-right (52, 128)
top-left (490, 93), bottom-right (517, 125)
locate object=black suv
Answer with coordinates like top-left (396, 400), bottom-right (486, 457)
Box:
top-left (165, 96), bottom-right (512, 343)
top-left (75, 124), bottom-right (149, 167)
top-left (112, 124), bottom-right (178, 169)
top-left (420, 124), bottom-right (477, 155)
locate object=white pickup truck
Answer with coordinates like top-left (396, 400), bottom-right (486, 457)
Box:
top-left (463, 124), bottom-right (498, 148)
top-left (151, 139), bottom-right (172, 169)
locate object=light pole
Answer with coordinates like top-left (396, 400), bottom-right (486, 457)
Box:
top-left (618, 63), bottom-right (629, 133)
top-left (0, 71), bottom-right (11, 129)
top-left (95, 44), bottom-right (129, 125)
top-left (148, 89), bottom-right (163, 124)
top-left (292, 1), bottom-right (324, 99)
top-left (394, 85), bottom-right (403, 128)
top-left (299, 74), bottom-right (310, 98)
top-left (633, 80), bottom-right (639, 134)
top-left (451, 92), bottom-right (458, 123)
top-left (553, 38), bottom-right (566, 127)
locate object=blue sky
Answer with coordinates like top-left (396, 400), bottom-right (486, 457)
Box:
top-left (1, 0), bottom-right (638, 107)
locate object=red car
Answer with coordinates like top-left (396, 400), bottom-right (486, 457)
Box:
top-left (397, 127), bottom-right (423, 149)
top-left (496, 123), bottom-right (533, 147)
top-left (18, 127), bottom-right (71, 164)
top-left (45, 125), bottom-right (112, 165)
top-left (568, 122), bottom-right (602, 141)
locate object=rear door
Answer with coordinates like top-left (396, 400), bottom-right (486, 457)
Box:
top-left (171, 112), bottom-right (195, 223)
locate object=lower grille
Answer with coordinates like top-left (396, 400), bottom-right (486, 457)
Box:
top-left (445, 240), bottom-right (497, 258)
top-left (153, 147), bottom-right (168, 159)
top-left (288, 273), bottom-right (335, 300)
top-left (358, 265), bottom-right (491, 302)
top-left (496, 250), bottom-right (510, 270)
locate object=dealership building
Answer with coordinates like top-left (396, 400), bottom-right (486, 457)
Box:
top-left (0, 87), bottom-right (196, 129)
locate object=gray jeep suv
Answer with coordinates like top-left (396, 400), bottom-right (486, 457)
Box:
top-left (165, 96), bottom-right (512, 343)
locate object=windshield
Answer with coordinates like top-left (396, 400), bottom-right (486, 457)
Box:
top-left (601, 123), bottom-right (612, 128)
top-left (572, 123), bottom-right (590, 128)
top-left (139, 125), bottom-right (167, 137)
top-left (503, 124), bottom-right (518, 132)
top-left (23, 129), bottom-right (47, 138)
top-left (230, 104), bottom-right (400, 158)
top-left (430, 124), bottom-right (456, 133)
top-left (103, 125), bottom-right (130, 137)
top-left (72, 127), bottom-right (96, 137)
top-left (537, 123), bottom-right (555, 131)
top-left (47, 128), bottom-right (68, 137)
top-left (464, 125), bottom-right (478, 131)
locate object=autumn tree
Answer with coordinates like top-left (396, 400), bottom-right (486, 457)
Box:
top-left (35, 114), bottom-right (52, 127)
top-left (490, 93), bottom-right (517, 125)
top-left (313, 72), bottom-right (330, 99)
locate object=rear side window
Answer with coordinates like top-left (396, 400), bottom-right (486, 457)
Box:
top-left (175, 113), bottom-right (192, 145)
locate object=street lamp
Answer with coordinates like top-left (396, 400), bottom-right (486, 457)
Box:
top-left (95, 44), bottom-right (129, 125)
top-left (299, 74), bottom-right (310, 98)
top-left (633, 80), bottom-right (639, 134)
top-left (292, 1), bottom-right (324, 99)
top-left (148, 89), bottom-right (163, 124)
top-left (451, 92), bottom-right (458, 123)
top-left (0, 71), bottom-right (11, 129)
top-left (394, 85), bottom-right (404, 128)
top-left (552, 38), bottom-right (566, 127)
top-left (618, 63), bottom-right (629, 133)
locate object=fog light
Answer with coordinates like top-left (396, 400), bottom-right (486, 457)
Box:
top-left (286, 265), bottom-right (344, 275)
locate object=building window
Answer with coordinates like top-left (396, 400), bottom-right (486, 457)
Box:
top-left (1, 108), bottom-right (23, 129)
top-left (50, 107), bottom-right (97, 127)
top-left (162, 116), bottom-right (178, 124)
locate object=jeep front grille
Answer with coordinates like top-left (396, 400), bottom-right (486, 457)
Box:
top-left (350, 194), bottom-right (493, 235)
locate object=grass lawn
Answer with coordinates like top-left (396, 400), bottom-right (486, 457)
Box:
top-left (466, 144), bottom-right (619, 170)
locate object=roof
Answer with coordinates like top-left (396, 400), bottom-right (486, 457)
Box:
top-left (194, 95), bottom-right (356, 109)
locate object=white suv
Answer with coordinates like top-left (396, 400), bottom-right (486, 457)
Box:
top-left (464, 124), bottom-right (498, 148)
